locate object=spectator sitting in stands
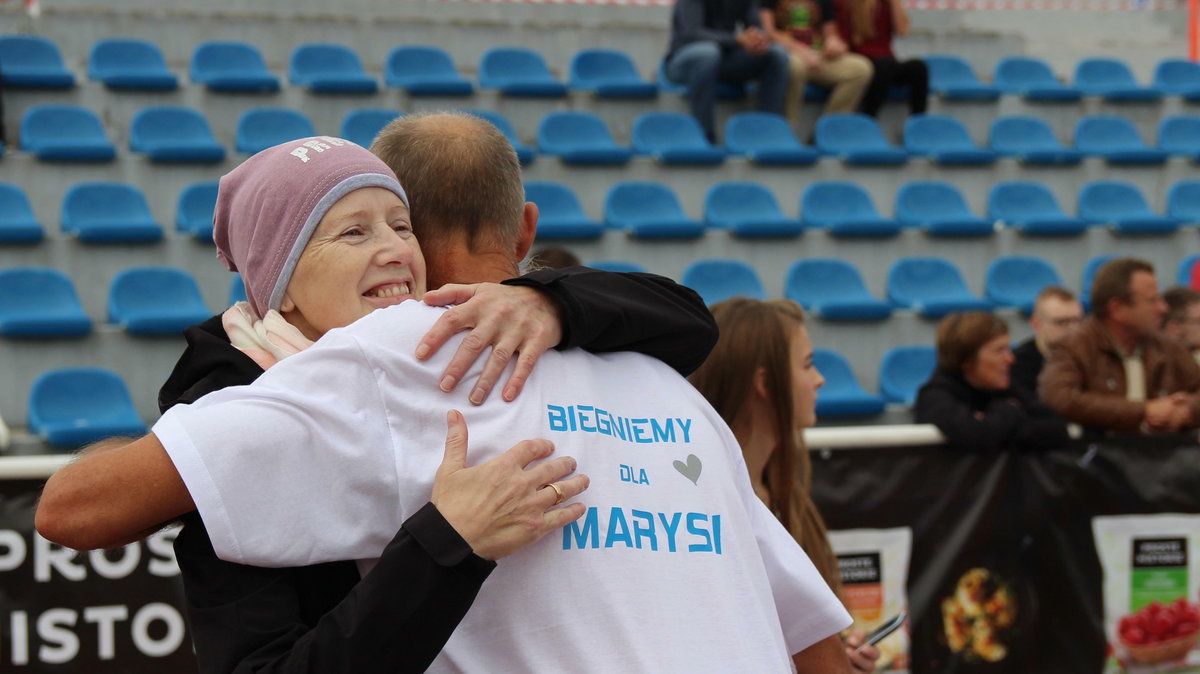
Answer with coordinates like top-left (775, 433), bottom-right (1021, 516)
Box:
top-left (916, 311), bottom-right (1068, 453)
top-left (1041, 258), bottom-right (1200, 434)
top-left (759, 0), bottom-right (872, 130)
top-left (1163, 286), bottom-right (1200, 366)
top-left (691, 298), bottom-right (882, 672)
top-left (664, 0), bottom-right (789, 142)
top-left (1011, 286), bottom-right (1083, 400)
top-left (529, 246), bottom-right (581, 270)
top-left (835, 0), bottom-right (928, 118)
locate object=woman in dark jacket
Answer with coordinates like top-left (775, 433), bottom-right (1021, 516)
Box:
top-left (916, 312), bottom-right (1069, 453)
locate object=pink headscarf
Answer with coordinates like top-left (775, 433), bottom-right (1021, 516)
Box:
top-left (213, 136), bottom-right (408, 318)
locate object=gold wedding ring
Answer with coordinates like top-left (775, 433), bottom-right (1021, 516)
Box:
top-left (545, 482), bottom-right (565, 506)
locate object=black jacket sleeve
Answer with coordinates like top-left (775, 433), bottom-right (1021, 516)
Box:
top-left (181, 505), bottom-right (494, 674)
top-left (163, 323), bottom-right (495, 674)
top-left (503, 266), bottom-right (718, 376)
top-left (915, 381), bottom-right (1024, 453)
top-left (675, 0), bottom-right (741, 48)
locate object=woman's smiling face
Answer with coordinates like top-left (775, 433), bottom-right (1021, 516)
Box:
top-left (280, 186), bottom-right (427, 340)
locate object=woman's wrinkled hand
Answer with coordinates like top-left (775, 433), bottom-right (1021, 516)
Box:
top-left (418, 283), bottom-right (563, 405)
top-left (431, 410), bottom-right (589, 561)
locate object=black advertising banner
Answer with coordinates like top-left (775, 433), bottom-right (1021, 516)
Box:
top-left (0, 479), bottom-right (196, 672)
top-left (810, 439), bottom-right (1200, 674)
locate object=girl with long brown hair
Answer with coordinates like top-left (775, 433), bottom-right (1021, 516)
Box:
top-left (690, 298), bottom-right (879, 671)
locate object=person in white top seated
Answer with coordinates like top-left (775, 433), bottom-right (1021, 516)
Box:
top-left (50, 114), bottom-right (854, 671)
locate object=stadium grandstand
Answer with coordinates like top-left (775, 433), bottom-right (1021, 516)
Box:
top-left (1, 0), bottom-right (1198, 671)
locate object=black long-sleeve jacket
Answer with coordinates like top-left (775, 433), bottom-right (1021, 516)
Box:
top-left (160, 268), bottom-right (717, 674)
top-left (914, 368), bottom-right (1069, 454)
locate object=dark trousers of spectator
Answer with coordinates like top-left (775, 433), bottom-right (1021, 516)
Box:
top-left (859, 57), bottom-right (928, 117)
top-left (665, 42), bottom-right (788, 142)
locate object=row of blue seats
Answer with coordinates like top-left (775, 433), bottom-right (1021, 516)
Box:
top-left (14, 103), bottom-right (1200, 169)
top-left (599, 253), bottom-right (1197, 320)
top-left (532, 178), bottom-right (1200, 239)
top-left (8, 340), bottom-right (938, 449)
top-left (3, 174), bottom-right (1199, 245)
top-left (8, 33), bottom-right (1200, 104)
top-left (6, 250), bottom-right (1191, 343)
top-left (0, 266), bottom-right (229, 337)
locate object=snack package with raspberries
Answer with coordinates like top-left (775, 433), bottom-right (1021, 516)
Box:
top-left (1093, 514), bottom-right (1200, 672)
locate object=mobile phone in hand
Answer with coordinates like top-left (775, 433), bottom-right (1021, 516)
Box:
top-left (857, 611), bottom-right (908, 652)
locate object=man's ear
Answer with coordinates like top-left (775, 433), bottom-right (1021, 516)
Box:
top-left (515, 202), bottom-right (538, 263)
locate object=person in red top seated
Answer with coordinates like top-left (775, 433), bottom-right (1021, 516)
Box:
top-left (835, 0), bottom-right (928, 117)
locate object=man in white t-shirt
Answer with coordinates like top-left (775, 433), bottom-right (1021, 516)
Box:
top-left (154, 297), bottom-right (850, 672)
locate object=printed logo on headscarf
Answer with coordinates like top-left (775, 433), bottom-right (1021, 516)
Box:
top-left (289, 136), bottom-right (351, 163)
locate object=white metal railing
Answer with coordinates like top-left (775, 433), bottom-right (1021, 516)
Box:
top-left (0, 424), bottom-right (948, 480)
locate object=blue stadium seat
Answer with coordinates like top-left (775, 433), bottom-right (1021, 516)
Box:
top-left (924, 54), bottom-right (1000, 100)
top-left (704, 182), bottom-right (803, 238)
top-left (1074, 58), bottom-right (1161, 101)
top-left (784, 259), bottom-right (892, 321)
top-left (465, 109), bottom-right (535, 164)
top-left (340, 109), bottom-right (403, 148)
top-left (0, 35), bottom-right (75, 88)
top-left (176, 181), bottom-right (219, 242)
top-left (993, 57), bottom-right (1081, 101)
top-left (801, 182), bottom-right (901, 237)
top-left (1178, 254), bottom-right (1200, 286)
top-left (88, 38), bottom-right (178, 90)
top-left (130, 106), bottom-right (225, 163)
top-left (814, 114), bottom-right (908, 165)
top-left (988, 182), bottom-right (1088, 236)
top-left (1158, 116), bottom-right (1200, 158)
top-left (62, 182), bottom-right (163, 243)
top-left (289, 44), bottom-right (377, 93)
top-left (985, 256), bottom-right (1064, 314)
top-left (478, 47), bottom-right (568, 97)
top-left (812, 349), bottom-right (886, 417)
top-left (1081, 254), bottom-right (1119, 311)
top-left (569, 49), bottom-right (657, 98)
top-left (895, 181), bottom-right (994, 237)
top-left (108, 267), bottom-right (212, 335)
top-left (1078, 181), bottom-right (1180, 234)
top-left (0, 184), bottom-right (44, 244)
top-left (28, 368), bottom-right (147, 448)
top-left (385, 46), bottom-right (473, 96)
top-left (230, 274), bottom-right (248, 305)
top-left (632, 112), bottom-right (726, 165)
top-left (0, 268), bottom-right (91, 337)
top-left (879, 345), bottom-right (937, 405)
top-left (903, 115), bottom-right (996, 165)
top-left (887, 257), bottom-right (993, 318)
top-left (1154, 59), bottom-right (1200, 99)
top-left (20, 105), bottom-right (116, 161)
top-left (989, 116), bottom-right (1083, 165)
top-left (1074, 116), bottom-right (1169, 164)
top-left (236, 108), bottom-right (316, 154)
top-left (656, 61), bottom-right (747, 100)
top-left (524, 182), bottom-right (604, 240)
top-left (587, 260), bottom-right (648, 274)
top-left (604, 182), bottom-right (705, 239)
top-left (723, 112), bottom-right (818, 165)
top-left (1167, 179), bottom-right (1200, 224)
top-left (537, 112), bottom-right (633, 165)
top-left (191, 41), bottom-right (280, 92)
top-left (681, 259), bottom-right (768, 306)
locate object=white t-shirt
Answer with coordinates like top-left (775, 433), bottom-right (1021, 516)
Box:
top-left (153, 301), bottom-right (851, 673)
